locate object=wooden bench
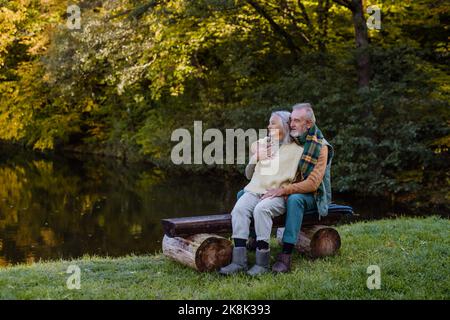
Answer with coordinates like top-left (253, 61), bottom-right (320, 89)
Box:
top-left (161, 204), bottom-right (353, 272)
top-left (161, 203), bottom-right (353, 237)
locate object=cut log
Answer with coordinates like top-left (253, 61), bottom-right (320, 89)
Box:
top-left (162, 203), bottom-right (353, 238)
top-left (276, 225), bottom-right (341, 258)
top-left (162, 233), bottom-right (232, 272)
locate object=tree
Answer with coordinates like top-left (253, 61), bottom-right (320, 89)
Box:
top-left (332, 0), bottom-right (370, 87)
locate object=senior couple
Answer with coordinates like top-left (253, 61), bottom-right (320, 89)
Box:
top-left (219, 103), bottom-right (333, 276)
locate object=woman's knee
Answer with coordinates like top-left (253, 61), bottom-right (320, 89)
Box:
top-left (253, 202), bottom-right (272, 220)
top-left (231, 205), bottom-right (245, 219)
top-left (231, 208), bottom-right (248, 228)
top-left (231, 200), bottom-right (251, 219)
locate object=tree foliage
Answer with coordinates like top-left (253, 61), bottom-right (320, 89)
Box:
top-left (0, 0), bottom-right (448, 202)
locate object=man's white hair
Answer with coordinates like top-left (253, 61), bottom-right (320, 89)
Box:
top-left (292, 103), bottom-right (316, 124)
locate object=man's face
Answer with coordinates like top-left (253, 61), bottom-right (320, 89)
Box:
top-left (290, 109), bottom-right (310, 137)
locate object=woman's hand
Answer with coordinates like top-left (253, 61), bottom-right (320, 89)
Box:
top-left (255, 141), bottom-right (272, 161)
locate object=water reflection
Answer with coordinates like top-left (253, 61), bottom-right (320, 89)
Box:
top-left (0, 145), bottom-right (424, 267)
top-left (0, 146), bottom-right (242, 266)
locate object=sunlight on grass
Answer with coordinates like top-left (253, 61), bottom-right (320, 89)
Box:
top-left (0, 217), bottom-right (448, 299)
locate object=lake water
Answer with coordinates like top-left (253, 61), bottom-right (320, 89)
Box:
top-left (0, 145), bottom-right (412, 267)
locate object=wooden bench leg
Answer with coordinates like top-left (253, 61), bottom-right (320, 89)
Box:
top-left (162, 233), bottom-right (232, 272)
top-left (276, 225), bottom-right (341, 258)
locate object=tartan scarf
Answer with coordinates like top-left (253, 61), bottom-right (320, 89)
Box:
top-left (296, 124), bottom-right (324, 180)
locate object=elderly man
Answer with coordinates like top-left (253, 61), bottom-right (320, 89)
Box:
top-left (241, 103), bottom-right (333, 273)
top-left (264, 103), bottom-right (333, 273)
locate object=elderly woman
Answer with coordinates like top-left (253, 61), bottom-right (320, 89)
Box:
top-left (219, 111), bottom-right (303, 276)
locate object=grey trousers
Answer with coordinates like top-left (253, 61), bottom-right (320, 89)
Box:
top-left (231, 191), bottom-right (286, 242)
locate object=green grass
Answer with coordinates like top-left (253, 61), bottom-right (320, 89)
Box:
top-left (0, 216), bottom-right (449, 299)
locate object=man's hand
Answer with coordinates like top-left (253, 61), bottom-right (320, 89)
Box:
top-left (261, 187), bottom-right (285, 200)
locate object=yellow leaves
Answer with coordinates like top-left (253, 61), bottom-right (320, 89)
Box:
top-left (87, 124), bottom-right (108, 142)
top-left (0, 79), bottom-right (29, 141)
top-left (83, 98), bottom-right (98, 113)
top-left (33, 136), bottom-right (55, 151)
top-left (129, 224), bottom-right (142, 237)
top-left (0, 112), bottom-right (26, 141)
top-left (395, 170), bottom-right (423, 184)
top-left (31, 113), bottom-right (81, 151)
top-left (27, 29), bottom-right (50, 56)
top-left (431, 135), bottom-right (450, 154)
top-left (0, 166), bottom-right (24, 230)
top-left (79, 194), bottom-right (101, 216)
top-left (169, 84), bottom-right (184, 96)
top-left (0, 60), bottom-right (49, 144)
top-left (0, 0), bottom-right (66, 67)
top-left (32, 160), bottom-right (53, 175)
top-left (0, 6), bottom-right (26, 66)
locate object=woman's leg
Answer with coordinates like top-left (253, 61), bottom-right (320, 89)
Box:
top-left (236, 189), bottom-right (257, 250)
top-left (220, 192), bottom-right (260, 275)
top-left (253, 196), bottom-right (286, 243)
top-left (231, 192), bottom-right (260, 242)
top-left (247, 196), bottom-right (285, 276)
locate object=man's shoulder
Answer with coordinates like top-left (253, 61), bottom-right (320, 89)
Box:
top-left (322, 137), bottom-right (332, 147)
top-left (321, 138), bottom-right (334, 164)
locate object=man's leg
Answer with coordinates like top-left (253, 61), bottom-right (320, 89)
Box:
top-left (272, 193), bottom-right (316, 273)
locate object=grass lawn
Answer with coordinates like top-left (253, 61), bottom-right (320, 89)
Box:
top-left (0, 216), bottom-right (449, 299)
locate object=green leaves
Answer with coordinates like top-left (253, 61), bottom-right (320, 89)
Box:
top-left (0, 0), bottom-right (448, 203)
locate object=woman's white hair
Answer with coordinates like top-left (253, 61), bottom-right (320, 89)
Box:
top-left (271, 111), bottom-right (293, 145)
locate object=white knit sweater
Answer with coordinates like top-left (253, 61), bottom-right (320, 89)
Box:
top-left (244, 138), bottom-right (303, 194)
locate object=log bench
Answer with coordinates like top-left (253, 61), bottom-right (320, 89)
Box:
top-left (161, 203), bottom-right (353, 272)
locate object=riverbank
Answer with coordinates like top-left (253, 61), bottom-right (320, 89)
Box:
top-left (2, 141), bottom-right (448, 217)
top-left (0, 216), bottom-right (448, 299)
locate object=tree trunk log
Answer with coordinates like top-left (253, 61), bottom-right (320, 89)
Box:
top-left (277, 225), bottom-right (341, 258)
top-left (162, 233), bottom-right (232, 272)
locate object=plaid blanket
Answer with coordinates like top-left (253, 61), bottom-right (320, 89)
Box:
top-left (296, 124), bottom-right (324, 181)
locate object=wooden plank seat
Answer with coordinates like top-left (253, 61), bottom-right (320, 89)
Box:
top-left (161, 203), bottom-right (353, 238)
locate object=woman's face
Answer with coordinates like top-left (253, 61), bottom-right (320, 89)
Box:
top-left (267, 115), bottom-right (285, 141)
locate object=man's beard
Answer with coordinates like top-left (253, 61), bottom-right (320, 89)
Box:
top-left (290, 130), bottom-right (300, 138)
top-left (290, 127), bottom-right (307, 138)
